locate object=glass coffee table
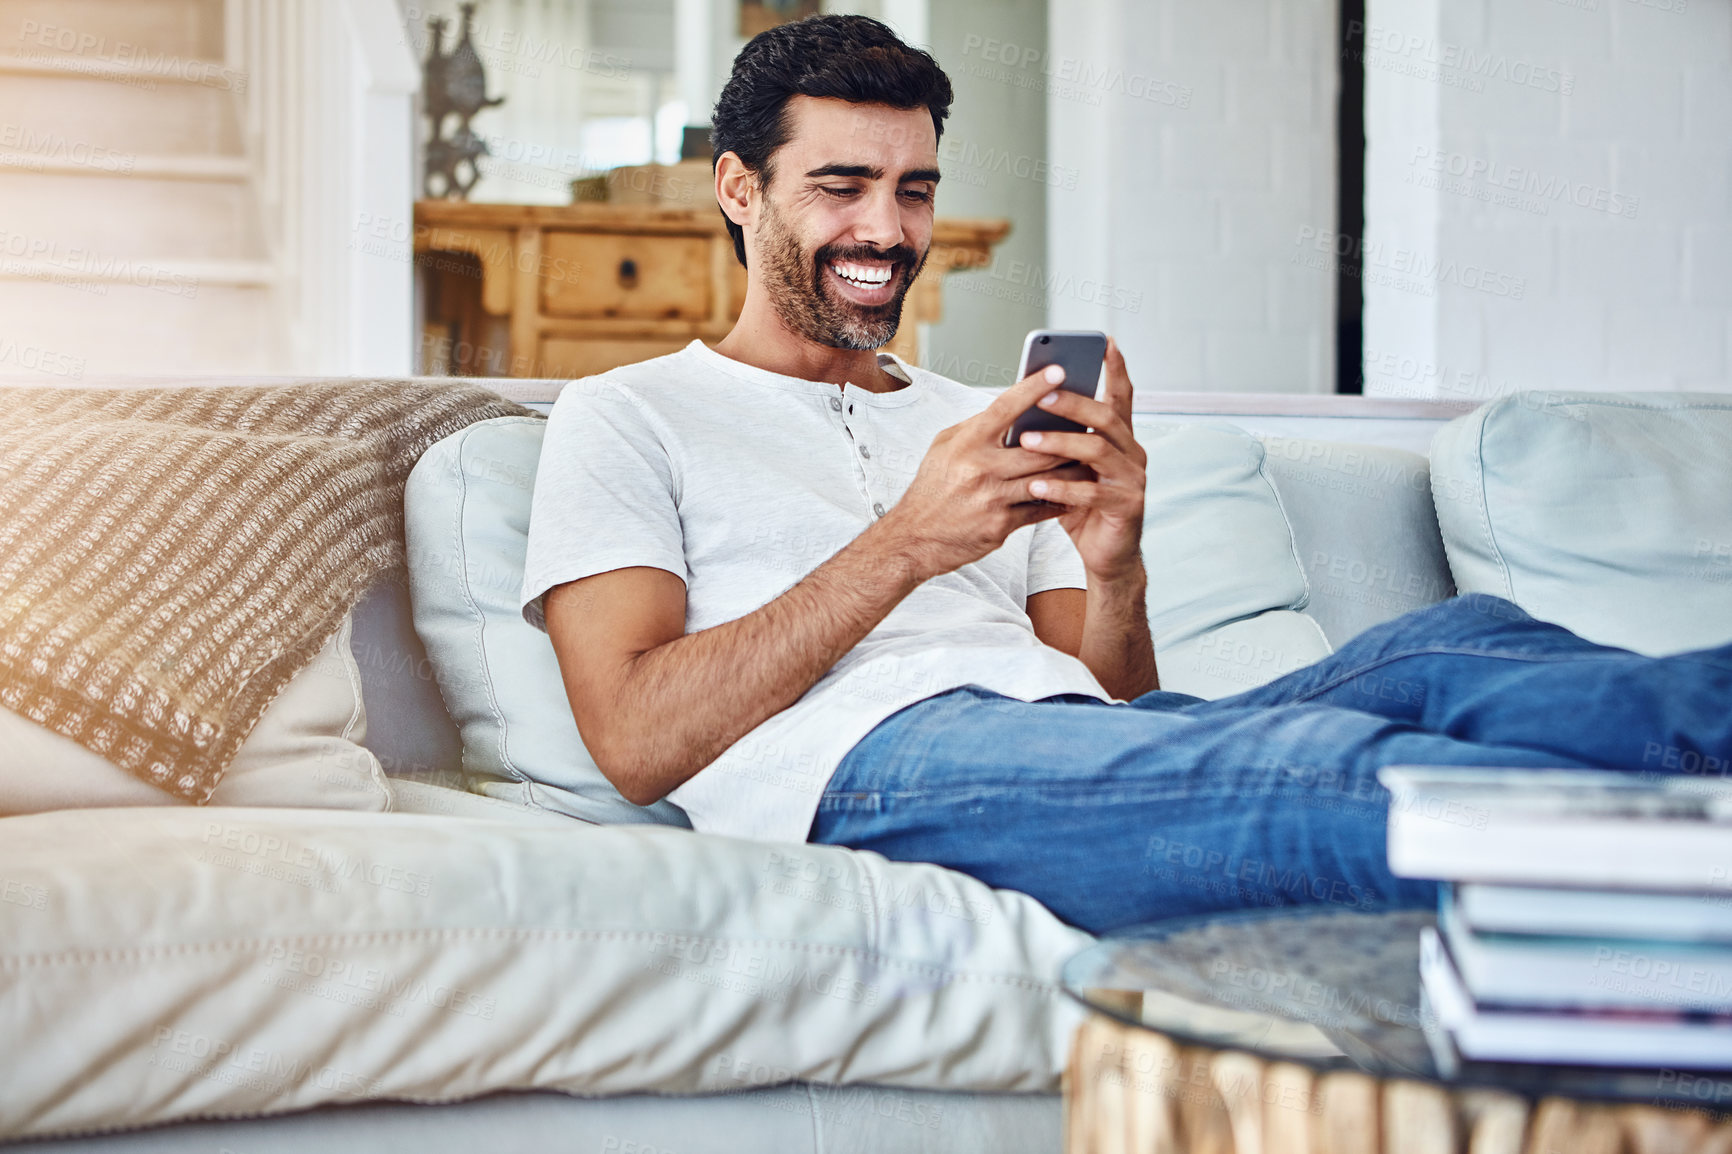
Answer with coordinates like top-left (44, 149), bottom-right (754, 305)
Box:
top-left (1060, 907), bottom-right (1732, 1154)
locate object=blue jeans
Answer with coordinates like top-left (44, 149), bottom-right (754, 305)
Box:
top-left (809, 595), bottom-right (1732, 935)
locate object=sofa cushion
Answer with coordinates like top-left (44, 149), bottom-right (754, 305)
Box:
top-left (1258, 436), bottom-right (1454, 648)
top-left (1135, 421), bottom-right (1333, 696)
top-left (1137, 422), bottom-right (1308, 642)
top-left (0, 614), bottom-right (392, 815)
top-left (0, 806), bottom-right (1089, 1141)
top-left (1431, 392), bottom-right (1732, 655)
top-left (404, 416), bottom-right (689, 826)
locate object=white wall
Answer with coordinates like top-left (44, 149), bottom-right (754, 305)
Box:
top-left (1361, 0), bottom-right (1732, 399)
top-left (346, 0), bottom-right (422, 373)
top-left (1047, 0), bottom-right (1341, 393)
top-left (230, 0), bottom-right (420, 374)
top-left (920, 0), bottom-right (1048, 382)
top-left (830, 0), bottom-right (930, 47)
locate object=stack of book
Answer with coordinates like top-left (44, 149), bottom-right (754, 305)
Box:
top-left (1381, 766), bottom-right (1732, 1070)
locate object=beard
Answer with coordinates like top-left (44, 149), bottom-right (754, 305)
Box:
top-left (755, 194), bottom-right (928, 351)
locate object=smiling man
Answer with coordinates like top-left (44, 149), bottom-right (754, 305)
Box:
top-left (524, 15), bottom-right (1149, 818)
top-left (521, 15), bottom-right (1732, 935)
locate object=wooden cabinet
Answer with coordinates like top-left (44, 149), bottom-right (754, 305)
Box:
top-left (539, 232), bottom-right (714, 321)
top-left (414, 201), bottom-right (1009, 378)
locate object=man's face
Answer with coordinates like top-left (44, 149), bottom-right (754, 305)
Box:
top-left (751, 96), bottom-right (940, 351)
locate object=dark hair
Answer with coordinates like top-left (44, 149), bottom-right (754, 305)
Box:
top-left (709, 14), bottom-right (953, 268)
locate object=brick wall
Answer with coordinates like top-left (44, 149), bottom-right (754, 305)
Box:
top-left (1361, 0), bottom-right (1732, 399)
top-left (1047, 0), bottom-right (1340, 393)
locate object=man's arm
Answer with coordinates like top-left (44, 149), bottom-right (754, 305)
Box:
top-left (1023, 339), bottom-right (1158, 699)
top-left (546, 535), bottom-right (920, 806)
top-left (545, 367), bottom-right (1075, 807)
top-left (1028, 575), bottom-right (1159, 699)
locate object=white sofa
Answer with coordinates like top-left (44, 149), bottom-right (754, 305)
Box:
top-left (4, 383), bottom-right (1728, 1152)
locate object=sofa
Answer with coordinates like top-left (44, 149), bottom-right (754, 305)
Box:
top-left (2, 380), bottom-right (1727, 1152)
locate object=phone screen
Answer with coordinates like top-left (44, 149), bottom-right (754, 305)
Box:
top-left (1003, 330), bottom-right (1108, 449)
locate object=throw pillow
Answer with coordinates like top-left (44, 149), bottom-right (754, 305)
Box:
top-left (1431, 392), bottom-right (1732, 655)
top-left (403, 416), bottom-right (690, 826)
top-left (1136, 421), bottom-right (1334, 697)
top-left (0, 614), bottom-right (392, 814)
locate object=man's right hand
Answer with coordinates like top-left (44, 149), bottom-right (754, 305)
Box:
top-left (875, 363), bottom-right (1079, 582)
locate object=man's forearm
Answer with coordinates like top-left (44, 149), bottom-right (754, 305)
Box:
top-left (597, 524), bottom-right (924, 804)
top-left (1079, 562), bottom-right (1158, 699)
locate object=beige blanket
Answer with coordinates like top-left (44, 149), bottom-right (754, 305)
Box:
top-left (0, 381), bottom-right (537, 802)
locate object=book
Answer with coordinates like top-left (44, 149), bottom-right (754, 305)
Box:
top-left (1455, 882), bottom-right (1732, 944)
top-left (1420, 927), bottom-right (1732, 1068)
top-left (1437, 895), bottom-right (1732, 1013)
top-left (1379, 766), bottom-right (1732, 891)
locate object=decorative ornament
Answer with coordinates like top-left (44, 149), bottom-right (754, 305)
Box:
top-left (422, 4), bottom-right (504, 199)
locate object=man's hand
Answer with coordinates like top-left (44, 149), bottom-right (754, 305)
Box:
top-left (873, 363), bottom-right (1079, 581)
top-left (1011, 338), bottom-right (1156, 698)
top-left (1014, 338), bottom-right (1147, 583)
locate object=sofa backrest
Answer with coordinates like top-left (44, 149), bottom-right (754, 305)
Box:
top-left (351, 576), bottom-right (466, 787)
top-left (1120, 394), bottom-right (1467, 697)
top-left (339, 384), bottom-right (1732, 771)
top-left (3, 377), bottom-right (1476, 777)
top-left (1261, 435), bottom-right (1455, 648)
top-left (1128, 414), bottom-right (1457, 698)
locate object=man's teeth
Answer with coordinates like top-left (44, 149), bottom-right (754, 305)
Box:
top-left (831, 261), bottom-right (893, 286)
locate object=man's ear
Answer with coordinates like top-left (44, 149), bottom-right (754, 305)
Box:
top-left (714, 151), bottom-right (759, 230)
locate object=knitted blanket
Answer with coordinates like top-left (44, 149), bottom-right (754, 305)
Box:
top-left (0, 381), bottom-right (538, 802)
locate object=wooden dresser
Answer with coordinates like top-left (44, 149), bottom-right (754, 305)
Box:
top-left (413, 200), bottom-right (1010, 378)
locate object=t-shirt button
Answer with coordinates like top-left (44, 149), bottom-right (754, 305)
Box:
top-left (873, 502), bottom-right (886, 517)
top-left (859, 445), bottom-right (871, 459)
top-left (829, 397), bottom-right (842, 411)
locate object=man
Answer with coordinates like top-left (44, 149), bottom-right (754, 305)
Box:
top-left (522, 15), bottom-right (1730, 935)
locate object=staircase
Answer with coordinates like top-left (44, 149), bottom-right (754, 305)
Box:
top-left (0, 0), bottom-right (282, 379)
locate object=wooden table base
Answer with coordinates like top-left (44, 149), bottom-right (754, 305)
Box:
top-left (1065, 1015), bottom-right (1732, 1154)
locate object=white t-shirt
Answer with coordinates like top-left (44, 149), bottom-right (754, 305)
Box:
top-left (521, 340), bottom-right (1110, 842)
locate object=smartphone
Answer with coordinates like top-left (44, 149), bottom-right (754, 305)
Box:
top-left (1002, 330), bottom-right (1108, 449)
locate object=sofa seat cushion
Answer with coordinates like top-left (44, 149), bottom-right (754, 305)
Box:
top-left (0, 807), bottom-right (1087, 1142)
top-left (404, 416), bottom-right (688, 826)
top-left (0, 614), bottom-right (392, 815)
top-left (1431, 393), bottom-right (1732, 655)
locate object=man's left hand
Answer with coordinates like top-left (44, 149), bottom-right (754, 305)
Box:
top-left (1015, 337), bottom-right (1147, 583)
